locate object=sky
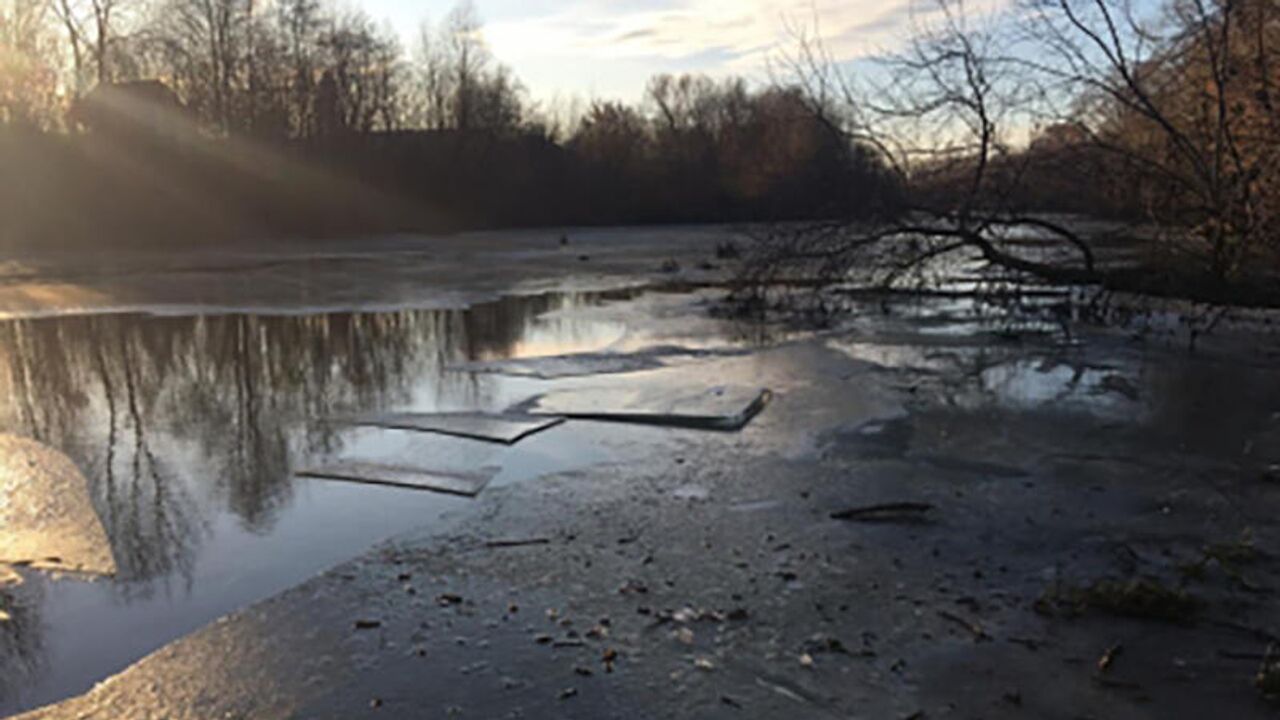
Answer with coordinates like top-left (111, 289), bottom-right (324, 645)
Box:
top-left (358, 0), bottom-right (927, 103)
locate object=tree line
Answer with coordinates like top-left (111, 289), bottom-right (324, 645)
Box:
top-left (7, 0), bottom-right (1275, 305)
top-left (0, 0), bottom-right (896, 250)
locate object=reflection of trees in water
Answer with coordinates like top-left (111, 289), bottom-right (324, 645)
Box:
top-left (92, 326), bottom-right (204, 596)
top-left (0, 574), bottom-right (44, 710)
top-left (460, 293), bottom-right (582, 360)
top-left (0, 291), bottom-right (607, 586)
top-left (0, 321), bottom-right (90, 449)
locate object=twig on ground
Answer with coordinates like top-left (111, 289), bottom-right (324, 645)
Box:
top-left (485, 538), bottom-right (552, 549)
top-left (831, 502), bottom-right (935, 523)
top-left (1097, 643), bottom-right (1123, 672)
top-left (937, 609), bottom-right (990, 641)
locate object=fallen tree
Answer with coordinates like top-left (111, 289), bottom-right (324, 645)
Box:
top-left (741, 0), bottom-right (1280, 310)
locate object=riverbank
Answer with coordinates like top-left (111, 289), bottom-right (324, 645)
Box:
top-left (14, 273), bottom-right (1280, 719)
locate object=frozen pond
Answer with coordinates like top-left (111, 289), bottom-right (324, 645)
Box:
top-left (0, 281), bottom-right (780, 715)
top-left (5, 225), bottom-right (1280, 718)
top-left (0, 226), bottom-right (751, 715)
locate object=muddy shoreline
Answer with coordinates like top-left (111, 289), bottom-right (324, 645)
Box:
top-left (15, 288), bottom-right (1280, 718)
top-left (3, 227), bottom-right (1280, 718)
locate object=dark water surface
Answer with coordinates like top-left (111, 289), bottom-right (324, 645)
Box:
top-left (0, 290), bottom-right (652, 714)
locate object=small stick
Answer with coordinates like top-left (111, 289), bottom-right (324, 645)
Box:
top-left (1097, 643), bottom-right (1123, 672)
top-left (937, 610), bottom-right (989, 641)
top-left (485, 538), bottom-right (552, 549)
top-left (831, 502), bottom-right (935, 522)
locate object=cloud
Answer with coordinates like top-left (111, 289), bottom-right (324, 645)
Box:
top-left (486, 0), bottom-right (934, 70)
top-left (475, 0), bottom-right (1012, 100)
top-left (614, 28), bottom-right (661, 42)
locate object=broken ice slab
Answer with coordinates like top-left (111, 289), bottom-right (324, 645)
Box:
top-left (527, 385), bottom-right (771, 431)
top-left (0, 434), bottom-right (118, 576)
top-left (452, 351), bottom-right (666, 379)
top-left (296, 461), bottom-right (497, 497)
top-left (0, 566), bottom-right (21, 587)
top-left (451, 346), bottom-right (750, 380)
top-left (344, 412), bottom-right (565, 445)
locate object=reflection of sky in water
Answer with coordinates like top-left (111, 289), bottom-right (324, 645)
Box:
top-left (463, 296), bottom-right (628, 363)
top-left (828, 340), bottom-right (960, 372)
top-left (979, 359), bottom-right (1132, 414)
top-left (535, 290), bottom-right (772, 354)
top-left (0, 289), bottom-right (673, 715)
top-left (977, 351), bottom-right (1280, 460)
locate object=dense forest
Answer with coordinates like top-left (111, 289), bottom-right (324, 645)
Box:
top-left (0, 0), bottom-right (896, 249)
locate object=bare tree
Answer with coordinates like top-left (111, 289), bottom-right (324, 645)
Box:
top-left (317, 11), bottom-right (401, 134)
top-left (50, 0), bottom-right (87, 94)
top-left (275, 0), bottom-right (321, 136)
top-left (50, 0), bottom-right (133, 93)
top-left (411, 16), bottom-right (449, 130)
top-left (1020, 0), bottom-right (1280, 279)
top-left (152, 0), bottom-right (250, 132)
top-left (410, 0), bottom-right (524, 134)
top-left (1, 0), bottom-right (62, 127)
top-left (749, 0), bottom-right (1280, 307)
top-left (443, 0), bottom-right (483, 131)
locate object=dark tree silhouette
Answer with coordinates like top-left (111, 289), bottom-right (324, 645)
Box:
top-left (0, 0), bottom-right (897, 250)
